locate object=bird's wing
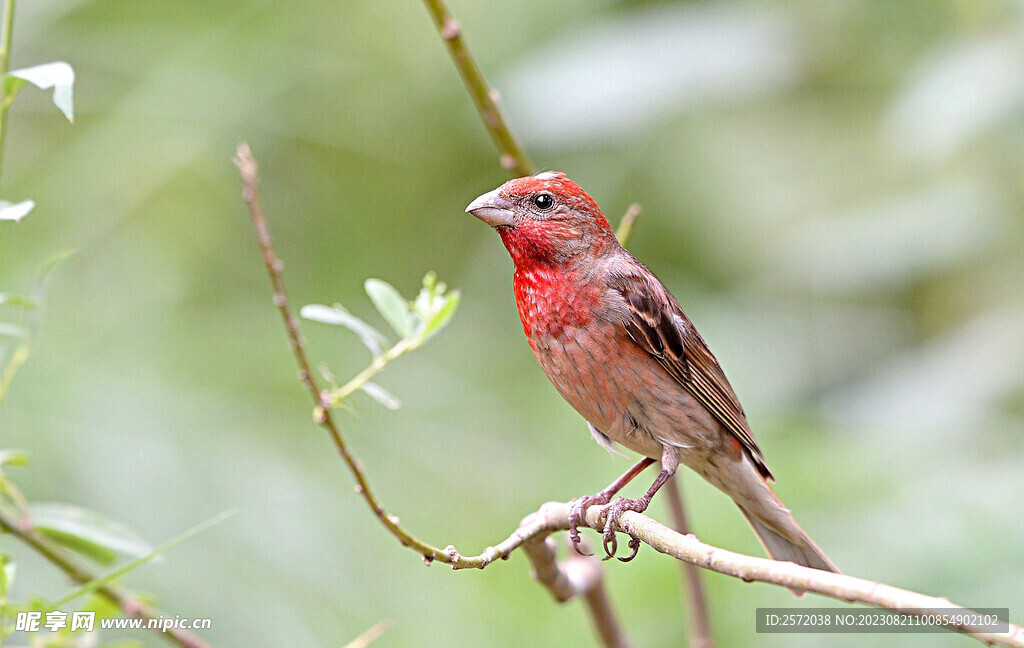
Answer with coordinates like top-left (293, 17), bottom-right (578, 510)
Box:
top-left (607, 265), bottom-right (772, 479)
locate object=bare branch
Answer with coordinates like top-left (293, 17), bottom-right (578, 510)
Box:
top-left (355, 494), bottom-right (1024, 647)
top-left (420, 0), bottom-right (533, 176)
top-left (0, 509), bottom-right (214, 648)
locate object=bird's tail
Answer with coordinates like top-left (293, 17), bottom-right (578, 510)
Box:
top-left (736, 504), bottom-right (839, 596)
top-left (695, 450), bottom-right (838, 594)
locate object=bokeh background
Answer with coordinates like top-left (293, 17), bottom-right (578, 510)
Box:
top-left (2, 0), bottom-right (1023, 646)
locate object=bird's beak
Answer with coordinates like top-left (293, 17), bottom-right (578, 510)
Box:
top-left (465, 188), bottom-right (515, 227)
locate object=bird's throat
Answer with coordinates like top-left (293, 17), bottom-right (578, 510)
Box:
top-left (511, 263), bottom-right (600, 348)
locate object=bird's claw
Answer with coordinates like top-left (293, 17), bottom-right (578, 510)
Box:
top-left (569, 492), bottom-right (612, 556)
top-left (596, 496), bottom-right (648, 561)
top-left (618, 537), bottom-right (641, 562)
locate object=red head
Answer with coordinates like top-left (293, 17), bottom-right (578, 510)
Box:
top-left (466, 172), bottom-right (617, 268)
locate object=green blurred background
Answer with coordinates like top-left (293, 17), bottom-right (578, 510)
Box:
top-left (2, 0), bottom-right (1023, 646)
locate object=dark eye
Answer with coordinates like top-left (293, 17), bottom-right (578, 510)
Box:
top-left (533, 193), bottom-right (555, 211)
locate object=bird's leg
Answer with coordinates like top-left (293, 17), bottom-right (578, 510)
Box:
top-left (598, 450), bottom-right (679, 562)
top-left (569, 457), bottom-right (655, 555)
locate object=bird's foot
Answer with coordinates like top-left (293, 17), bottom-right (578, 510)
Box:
top-left (568, 492), bottom-right (614, 556)
top-left (596, 496), bottom-right (651, 562)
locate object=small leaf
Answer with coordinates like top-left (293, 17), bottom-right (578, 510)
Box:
top-left (0, 449), bottom-right (30, 468)
top-left (300, 304), bottom-right (389, 356)
top-left (9, 62), bottom-right (75, 122)
top-left (361, 382), bottom-right (401, 410)
top-left (422, 271), bottom-right (437, 292)
top-left (413, 287), bottom-right (432, 322)
top-left (425, 291), bottom-right (461, 340)
top-left (30, 503), bottom-right (153, 565)
top-left (0, 200), bottom-right (35, 222)
top-left (365, 279), bottom-right (412, 338)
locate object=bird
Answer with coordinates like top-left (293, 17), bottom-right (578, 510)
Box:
top-left (466, 171), bottom-right (838, 576)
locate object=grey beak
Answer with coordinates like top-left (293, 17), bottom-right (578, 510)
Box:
top-left (465, 188), bottom-right (515, 227)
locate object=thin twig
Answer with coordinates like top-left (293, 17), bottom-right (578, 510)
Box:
top-left (0, 509), bottom-right (213, 648)
top-left (420, 0), bottom-right (532, 176)
top-left (665, 475), bottom-right (714, 648)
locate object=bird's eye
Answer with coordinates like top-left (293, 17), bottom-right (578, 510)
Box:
top-left (532, 193), bottom-right (555, 212)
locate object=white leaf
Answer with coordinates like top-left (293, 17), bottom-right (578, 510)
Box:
top-left (0, 200), bottom-right (35, 222)
top-left (300, 304), bottom-right (388, 357)
top-left (10, 61), bottom-right (75, 122)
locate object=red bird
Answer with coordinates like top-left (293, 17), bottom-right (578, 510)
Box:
top-left (467, 172), bottom-right (838, 573)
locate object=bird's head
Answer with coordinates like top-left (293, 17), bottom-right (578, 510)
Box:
top-left (466, 172), bottom-right (616, 268)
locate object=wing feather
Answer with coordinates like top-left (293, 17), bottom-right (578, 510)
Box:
top-left (607, 265), bottom-right (772, 479)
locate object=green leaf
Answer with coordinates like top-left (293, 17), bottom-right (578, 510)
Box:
top-left (425, 291), bottom-right (460, 340)
top-left (361, 381), bottom-right (401, 410)
top-left (300, 304), bottom-right (389, 356)
top-left (0, 200), bottom-right (34, 222)
top-left (9, 62), bottom-right (75, 122)
top-left (47, 510), bottom-right (236, 609)
top-left (0, 449), bottom-right (29, 468)
top-left (30, 504), bottom-right (153, 565)
top-left (365, 279), bottom-right (412, 338)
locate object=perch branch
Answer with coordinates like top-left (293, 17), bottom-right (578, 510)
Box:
top-left (0, 509), bottom-right (213, 648)
top-left (466, 502), bottom-right (1024, 647)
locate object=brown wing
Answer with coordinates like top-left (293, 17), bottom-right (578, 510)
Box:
top-left (607, 267), bottom-right (773, 480)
